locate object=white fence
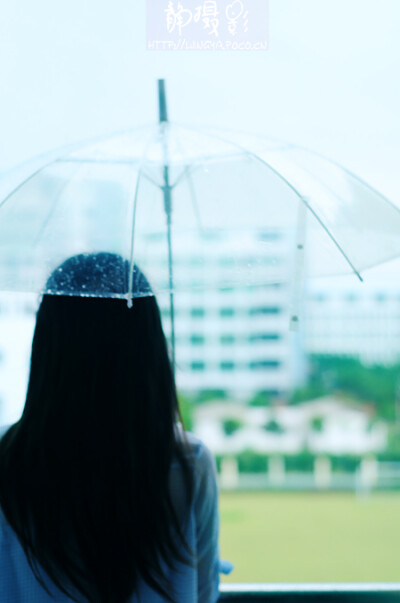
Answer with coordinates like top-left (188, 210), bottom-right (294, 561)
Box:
top-left (218, 457), bottom-right (400, 492)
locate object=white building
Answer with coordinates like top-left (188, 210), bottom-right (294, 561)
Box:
top-left (159, 285), bottom-right (303, 396)
top-left (153, 231), bottom-right (304, 397)
top-left (194, 396), bottom-right (388, 456)
top-left (304, 279), bottom-right (400, 364)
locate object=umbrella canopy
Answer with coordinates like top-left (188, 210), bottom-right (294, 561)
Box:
top-left (1, 81), bottom-right (400, 304)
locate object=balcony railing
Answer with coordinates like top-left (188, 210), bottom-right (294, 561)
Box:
top-left (218, 584), bottom-right (400, 602)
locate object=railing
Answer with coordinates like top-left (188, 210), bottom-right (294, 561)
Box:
top-left (218, 584), bottom-right (400, 602)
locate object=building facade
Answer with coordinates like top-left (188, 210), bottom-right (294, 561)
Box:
top-left (304, 279), bottom-right (400, 365)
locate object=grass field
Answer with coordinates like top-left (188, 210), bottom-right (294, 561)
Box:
top-left (219, 491), bottom-right (400, 583)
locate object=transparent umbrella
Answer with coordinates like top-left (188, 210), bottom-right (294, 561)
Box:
top-left (1, 79), bottom-right (400, 362)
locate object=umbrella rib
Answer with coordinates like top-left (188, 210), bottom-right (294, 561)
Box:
top-left (300, 198), bottom-right (363, 281)
top-left (32, 160), bottom-right (89, 249)
top-left (141, 171), bottom-right (162, 189)
top-left (294, 145), bottom-right (400, 219)
top-left (178, 124), bottom-right (363, 281)
top-left (59, 158), bottom-right (140, 165)
top-left (170, 125), bottom-right (205, 232)
top-left (170, 164), bottom-right (204, 231)
top-left (0, 123), bottom-right (162, 208)
top-left (271, 150), bottom-right (398, 243)
top-left (171, 164), bottom-right (193, 188)
top-left (182, 166), bottom-right (204, 231)
top-left (0, 162), bottom-right (57, 209)
top-left (175, 122), bottom-right (295, 154)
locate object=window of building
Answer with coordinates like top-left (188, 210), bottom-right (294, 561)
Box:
top-left (261, 256), bottom-right (281, 266)
top-left (220, 361), bottom-right (235, 371)
top-left (190, 334), bottom-right (205, 345)
top-left (249, 360), bottom-right (281, 370)
top-left (257, 231), bottom-right (282, 242)
top-left (220, 307), bottom-right (235, 317)
top-left (249, 306), bottom-right (281, 316)
top-left (161, 307), bottom-right (172, 319)
top-left (190, 361), bottom-right (206, 371)
top-left (191, 307), bottom-right (205, 318)
top-left (249, 333), bottom-right (281, 342)
top-left (220, 334), bottom-right (235, 345)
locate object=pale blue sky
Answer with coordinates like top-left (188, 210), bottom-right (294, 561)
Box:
top-left (1, 0), bottom-right (399, 280)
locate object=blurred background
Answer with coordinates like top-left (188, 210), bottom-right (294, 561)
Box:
top-left (1, 0), bottom-right (400, 584)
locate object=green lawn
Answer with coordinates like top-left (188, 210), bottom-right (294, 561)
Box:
top-left (219, 491), bottom-right (400, 583)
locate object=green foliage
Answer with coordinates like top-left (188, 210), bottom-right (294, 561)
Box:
top-left (214, 455), bottom-right (223, 473)
top-left (281, 453), bottom-right (360, 473)
top-left (330, 455), bottom-right (360, 473)
top-left (285, 451), bottom-right (315, 472)
top-left (195, 389), bottom-right (228, 403)
top-left (263, 419), bottom-right (285, 434)
top-left (222, 417), bottom-right (243, 436)
top-left (216, 451), bottom-right (268, 473)
top-left (382, 425), bottom-right (400, 458)
top-left (248, 391), bottom-right (271, 407)
top-left (177, 393), bottom-right (194, 432)
top-left (310, 416), bottom-right (324, 432)
top-left (291, 355), bottom-right (400, 421)
top-left (290, 384), bottom-right (326, 404)
top-left (216, 449), bottom-right (400, 474)
top-left (236, 450), bottom-right (268, 473)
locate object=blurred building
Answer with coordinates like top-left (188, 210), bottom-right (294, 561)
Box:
top-left (155, 231), bottom-right (304, 398)
top-left (304, 280), bottom-right (400, 365)
top-left (0, 293), bottom-right (36, 425)
top-left (194, 396), bottom-right (387, 456)
top-left (160, 284), bottom-right (303, 397)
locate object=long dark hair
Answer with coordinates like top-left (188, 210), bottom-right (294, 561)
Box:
top-left (0, 253), bottom-right (194, 603)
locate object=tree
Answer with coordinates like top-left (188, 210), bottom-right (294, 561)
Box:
top-left (310, 416), bottom-right (324, 432)
top-left (263, 419), bottom-right (285, 434)
top-left (222, 418), bottom-right (243, 436)
top-left (196, 389), bottom-right (228, 403)
top-left (248, 391), bottom-right (271, 407)
top-left (291, 355), bottom-right (399, 422)
top-left (290, 384), bottom-right (326, 404)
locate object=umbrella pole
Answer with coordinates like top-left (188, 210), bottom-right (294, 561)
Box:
top-left (158, 79), bottom-right (176, 371)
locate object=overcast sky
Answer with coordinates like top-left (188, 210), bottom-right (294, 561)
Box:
top-left (1, 0), bottom-right (399, 281)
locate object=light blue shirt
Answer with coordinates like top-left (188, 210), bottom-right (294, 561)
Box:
top-left (0, 426), bottom-right (231, 602)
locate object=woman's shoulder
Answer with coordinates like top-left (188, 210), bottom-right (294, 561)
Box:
top-left (174, 427), bottom-right (215, 471)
